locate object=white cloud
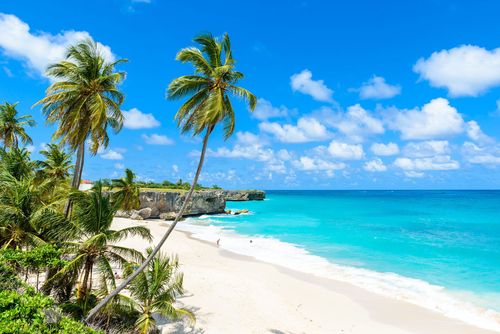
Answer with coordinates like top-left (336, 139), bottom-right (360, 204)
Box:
top-left (235, 131), bottom-right (262, 145)
top-left (101, 149), bottom-right (124, 160)
top-left (292, 156), bottom-right (346, 176)
top-left (394, 156), bottom-right (459, 171)
top-left (404, 171), bottom-right (425, 178)
top-left (371, 142), bottom-right (399, 156)
top-left (172, 164), bottom-right (179, 173)
top-left (317, 104), bottom-right (384, 143)
top-left (142, 134), bottom-right (174, 145)
top-left (209, 144), bottom-right (274, 162)
top-left (259, 117), bottom-right (330, 143)
top-left (290, 69), bottom-right (333, 102)
top-left (0, 13), bottom-right (114, 78)
top-left (123, 108), bottom-right (160, 129)
top-left (252, 98), bottom-right (291, 120)
top-left (328, 142), bottom-right (364, 160)
top-left (466, 120), bottom-right (494, 144)
top-left (209, 132), bottom-right (274, 162)
top-left (462, 141), bottom-right (500, 166)
top-left (403, 140), bottom-right (450, 158)
top-left (364, 159), bottom-right (387, 172)
top-left (209, 134), bottom-right (289, 174)
top-left (277, 149), bottom-right (292, 161)
top-left (114, 163), bottom-right (125, 169)
top-left (385, 98), bottom-right (464, 140)
top-left (358, 76), bottom-right (401, 99)
top-left (468, 154), bottom-right (500, 165)
top-left (414, 45), bottom-right (500, 97)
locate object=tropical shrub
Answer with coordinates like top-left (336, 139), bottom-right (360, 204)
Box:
top-left (0, 289), bottom-right (101, 334)
top-left (124, 248), bottom-right (194, 334)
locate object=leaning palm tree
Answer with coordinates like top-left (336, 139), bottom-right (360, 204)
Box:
top-left (124, 248), bottom-right (194, 334)
top-left (34, 39), bottom-right (127, 197)
top-left (0, 102), bottom-right (35, 150)
top-left (86, 32), bottom-right (256, 321)
top-left (111, 168), bottom-right (141, 211)
top-left (52, 182), bottom-right (151, 311)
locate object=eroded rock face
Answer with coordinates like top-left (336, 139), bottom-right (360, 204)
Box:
top-left (116, 190), bottom-right (265, 220)
top-left (219, 190), bottom-right (265, 201)
top-left (139, 191), bottom-right (226, 218)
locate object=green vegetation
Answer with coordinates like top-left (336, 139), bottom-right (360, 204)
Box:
top-left (89, 32), bottom-right (256, 319)
top-left (124, 248), bottom-right (195, 334)
top-left (0, 289), bottom-right (102, 334)
top-left (0, 250), bottom-right (100, 333)
top-left (0, 148), bottom-right (192, 332)
top-left (0, 102), bottom-right (35, 150)
top-left (137, 179), bottom-right (221, 191)
top-left (35, 39), bottom-right (127, 215)
top-left (110, 168), bottom-right (141, 211)
top-left (1, 31), bottom-right (253, 331)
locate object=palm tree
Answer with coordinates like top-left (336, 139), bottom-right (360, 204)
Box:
top-left (86, 32), bottom-right (256, 321)
top-left (0, 171), bottom-right (66, 249)
top-left (0, 102), bottom-right (35, 150)
top-left (36, 143), bottom-right (73, 192)
top-left (111, 168), bottom-right (141, 211)
top-left (0, 147), bottom-right (36, 180)
top-left (34, 39), bottom-right (127, 196)
top-left (125, 249), bottom-right (194, 334)
top-left (52, 182), bottom-right (151, 310)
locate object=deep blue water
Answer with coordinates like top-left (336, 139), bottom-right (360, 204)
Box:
top-left (207, 190), bottom-right (500, 310)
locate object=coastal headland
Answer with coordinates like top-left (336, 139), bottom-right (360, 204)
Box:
top-left (115, 189), bottom-right (265, 220)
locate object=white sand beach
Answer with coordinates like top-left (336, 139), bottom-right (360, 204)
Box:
top-left (113, 217), bottom-right (497, 334)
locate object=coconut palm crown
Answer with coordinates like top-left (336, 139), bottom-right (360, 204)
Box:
top-left (34, 39), bottom-right (127, 190)
top-left (167, 33), bottom-right (256, 138)
top-left (0, 102), bottom-right (36, 150)
top-left (111, 168), bottom-right (141, 211)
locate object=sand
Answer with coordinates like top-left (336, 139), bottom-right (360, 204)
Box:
top-left (112, 217), bottom-right (497, 334)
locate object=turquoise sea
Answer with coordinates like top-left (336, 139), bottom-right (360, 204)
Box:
top-left (181, 190), bottom-right (500, 330)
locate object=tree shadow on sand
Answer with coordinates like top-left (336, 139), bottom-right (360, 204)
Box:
top-left (157, 305), bottom-right (205, 334)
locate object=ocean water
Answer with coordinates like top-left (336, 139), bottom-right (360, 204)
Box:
top-left (177, 190), bottom-right (500, 331)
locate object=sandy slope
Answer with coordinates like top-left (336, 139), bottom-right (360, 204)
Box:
top-left (112, 217), bottom-right (496, 334)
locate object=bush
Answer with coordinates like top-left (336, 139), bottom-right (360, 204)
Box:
top-left (0, 261), bottom-right (22, 291)
top-left (0, 244), bottom-right (64, 271)
top-left (0, 290), bottom-right (101, 334)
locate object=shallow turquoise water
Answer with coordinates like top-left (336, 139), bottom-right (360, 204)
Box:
top-left (207, 190), bottom-right (500, 310)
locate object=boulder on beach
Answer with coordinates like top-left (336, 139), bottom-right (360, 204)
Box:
top-left (160, 212), bottom-right (177, 220)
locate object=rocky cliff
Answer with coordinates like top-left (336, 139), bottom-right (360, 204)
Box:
top-left (219, 190), bottom-right (265, 201)
top-left (139, 190), bottom-right (226, 218)
top-left (115, 189), bottom-right (264, 220)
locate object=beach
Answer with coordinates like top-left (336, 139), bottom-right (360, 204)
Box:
top-left (113, 217), bottom-right (497, 334)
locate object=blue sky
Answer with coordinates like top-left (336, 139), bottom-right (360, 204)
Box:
top-left (1, 0), bottom-right (500, 189)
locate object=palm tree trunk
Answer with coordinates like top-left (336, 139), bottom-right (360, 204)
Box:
top-left (64, 141), bottom-right (85, 216)
top-left (79, 260), bottom-right (92, 300)
top-left (85, 126), bottom-right (214, 323)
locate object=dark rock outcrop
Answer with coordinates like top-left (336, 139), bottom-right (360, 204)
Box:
top-left (219, 190), bottom-right (265, 201)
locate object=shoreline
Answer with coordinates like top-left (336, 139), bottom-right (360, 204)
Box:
top-left (112, 217), bottom-right (498, 334)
